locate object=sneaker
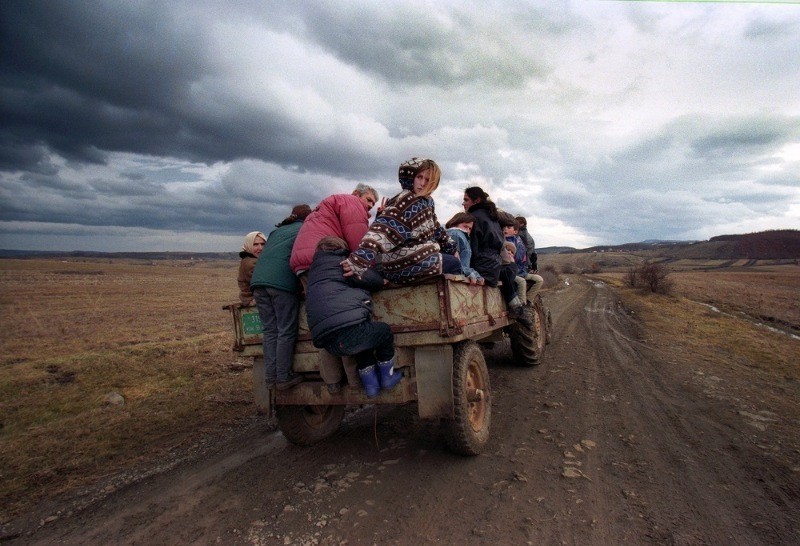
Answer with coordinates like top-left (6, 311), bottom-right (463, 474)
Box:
top-left (276, 374), bottom-right (304, 391)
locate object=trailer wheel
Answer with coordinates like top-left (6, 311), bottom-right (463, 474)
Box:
top-left (276, 405), bottom-right (345, 446)
top-left (509, 294), bottom-right (547, 367)
top-left (445, 341), bottom-right (491, 456)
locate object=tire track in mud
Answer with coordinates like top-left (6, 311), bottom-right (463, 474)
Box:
top-left (539, 278), bottom-right (799, 545)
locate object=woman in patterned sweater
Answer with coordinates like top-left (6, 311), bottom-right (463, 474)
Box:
top-left (341, 157), bottom-right (460, 284)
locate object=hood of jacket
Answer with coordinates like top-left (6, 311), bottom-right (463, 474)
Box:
top-left (398, 157), bottom-right (427, 192)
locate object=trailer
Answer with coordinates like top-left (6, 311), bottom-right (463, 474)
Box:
top-left (224, 275), bottom-right (549, 455)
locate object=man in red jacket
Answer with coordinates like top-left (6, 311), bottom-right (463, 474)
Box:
top-left (290, 183), bottom-right (378, 276)
top-left (289, 183), bottom-right (378, 393)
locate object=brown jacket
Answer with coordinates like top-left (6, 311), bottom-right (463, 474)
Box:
top-left (237, 253), bottom-right (258, 305)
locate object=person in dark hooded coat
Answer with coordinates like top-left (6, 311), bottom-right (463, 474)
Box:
top-left (306, 237), bottom-right (401, 397)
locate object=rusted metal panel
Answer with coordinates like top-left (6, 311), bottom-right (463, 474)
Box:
top-left (371, 282), bottom-right (443, 331)
top-left (415, 345), bottom-right (454, 419)
top-left (445, 281), bottom-right (490, 326)
top-left (226, 279), bottom-right (510, 356)
top-left (222, 304), bottom-right (264, 350)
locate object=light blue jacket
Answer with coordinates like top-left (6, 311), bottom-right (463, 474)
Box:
top-left (447, 228), bottom-right (483, 282)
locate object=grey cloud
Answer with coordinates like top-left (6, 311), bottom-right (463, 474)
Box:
top-left (690, 122), bottom-right (798, 159)
top-left (288, 1), bottom-right (553, 88)
top-left (0, 1), bottom-right (390, 177)
top-left (88, 178), bottom-right (163, 197)
top-left (744, 17), bottom-right (799, 40)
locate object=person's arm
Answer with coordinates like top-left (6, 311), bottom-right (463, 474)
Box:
top-left (514, 237), bottom-right (528, 276)
top-left (347, 266), bottom-right (386, 291)
top-left (342, 192), bottom-right (412, 277)
top-left (458, 238), bottom-right (482, 280)
top-left (433, 220), bottom-right (457, 255)
top-left (238, 259), bottom-right (256, 305)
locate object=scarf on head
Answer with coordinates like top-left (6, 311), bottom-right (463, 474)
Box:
top-left (242, 231), bottom-right (265, 255)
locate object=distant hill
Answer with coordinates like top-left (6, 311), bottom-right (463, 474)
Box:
top-left (538, 246), bottom-right (576, 255)
top-left (0, 250), bottom-right (238, 260)
top-left (556, 229), bottom-right (800, 260)
top-left (2, 230), bottom-right (798, 261)
top-left (707, 230), bottom-right (800, 259)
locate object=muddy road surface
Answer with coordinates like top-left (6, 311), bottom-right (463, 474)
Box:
top-left (7, 278), bottom-right (800, 545)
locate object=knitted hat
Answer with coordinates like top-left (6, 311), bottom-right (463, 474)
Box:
top-left (398, 157), bottom-right (425, 191)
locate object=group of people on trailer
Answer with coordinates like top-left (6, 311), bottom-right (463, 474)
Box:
top-left (236, 158), bottom-right (543, 396)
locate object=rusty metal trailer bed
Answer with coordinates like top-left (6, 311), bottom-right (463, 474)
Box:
top-left (225, 275), bottom-right (548, 455)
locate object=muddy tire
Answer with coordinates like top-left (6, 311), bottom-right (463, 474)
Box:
top-left (509, 293), bottom-right (547, 367)
top-left (445, 341), bottom-right (491, 456)
top-left (276, 405), bottom-right (345, 446)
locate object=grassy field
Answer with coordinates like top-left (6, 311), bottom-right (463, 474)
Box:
top-left (0, 258), bottom-right (252, 521)
top-left (540, 253), bottom-right (799, 333)
top-left (1, 257), bottom-right (798, 522)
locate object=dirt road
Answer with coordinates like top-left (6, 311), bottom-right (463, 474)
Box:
top-left (7, 278), bottom-right (800, 544)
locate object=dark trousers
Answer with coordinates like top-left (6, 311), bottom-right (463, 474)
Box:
top-left (499, 263), bottom-right (519, 303)
top-left (253, 286), bottom-right (299, 382)
top-left (441, 253), bottom-right (462, 275)
top-left (320, 321), bottom-right (394, 370)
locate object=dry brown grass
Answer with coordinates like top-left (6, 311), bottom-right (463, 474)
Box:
top-left (0, 258), bottom-right (252, 521)
top-left (671, 267), bottom-right (800, 331)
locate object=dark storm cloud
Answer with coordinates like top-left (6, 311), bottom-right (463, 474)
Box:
top-left (0, 0), bottom-right (387, 178)
top-left (0, 1), bottom-right (203, 166)
top-left (1, 1), bottom-right (798, 251)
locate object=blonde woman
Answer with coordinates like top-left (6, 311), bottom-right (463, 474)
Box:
top-left (341, 158), bottom-right (460, 284)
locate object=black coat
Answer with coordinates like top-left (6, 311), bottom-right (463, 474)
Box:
top-left (467, 203), bottom-right (503, 286)
top-left (306, 248), bottom-right (385, 346)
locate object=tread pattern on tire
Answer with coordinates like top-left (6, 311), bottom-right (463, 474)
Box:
top-left (445, 341), bottom-right (491, 456)
top-left (509, 294), bottom-right (547, 367)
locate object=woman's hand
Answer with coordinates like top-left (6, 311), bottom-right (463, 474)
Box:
top-left (377, 197), bottom-right (387, 215)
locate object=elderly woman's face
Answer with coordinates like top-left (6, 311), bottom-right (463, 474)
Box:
top-left (252, 236), bottom-right (266, 257)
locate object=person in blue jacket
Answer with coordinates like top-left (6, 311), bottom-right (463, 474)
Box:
top-left (445, 211), bottom-right (484, 285)
top-left (305, 236), bottom-right (402, 398)
top-left (250, 204), bottom-right (312, 391)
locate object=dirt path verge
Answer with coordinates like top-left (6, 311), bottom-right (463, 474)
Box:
top-left (5, 278), bottom-right (799, 545)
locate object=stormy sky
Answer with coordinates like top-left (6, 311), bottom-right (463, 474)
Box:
top-left (1, 0), bottom-right (798, 252)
